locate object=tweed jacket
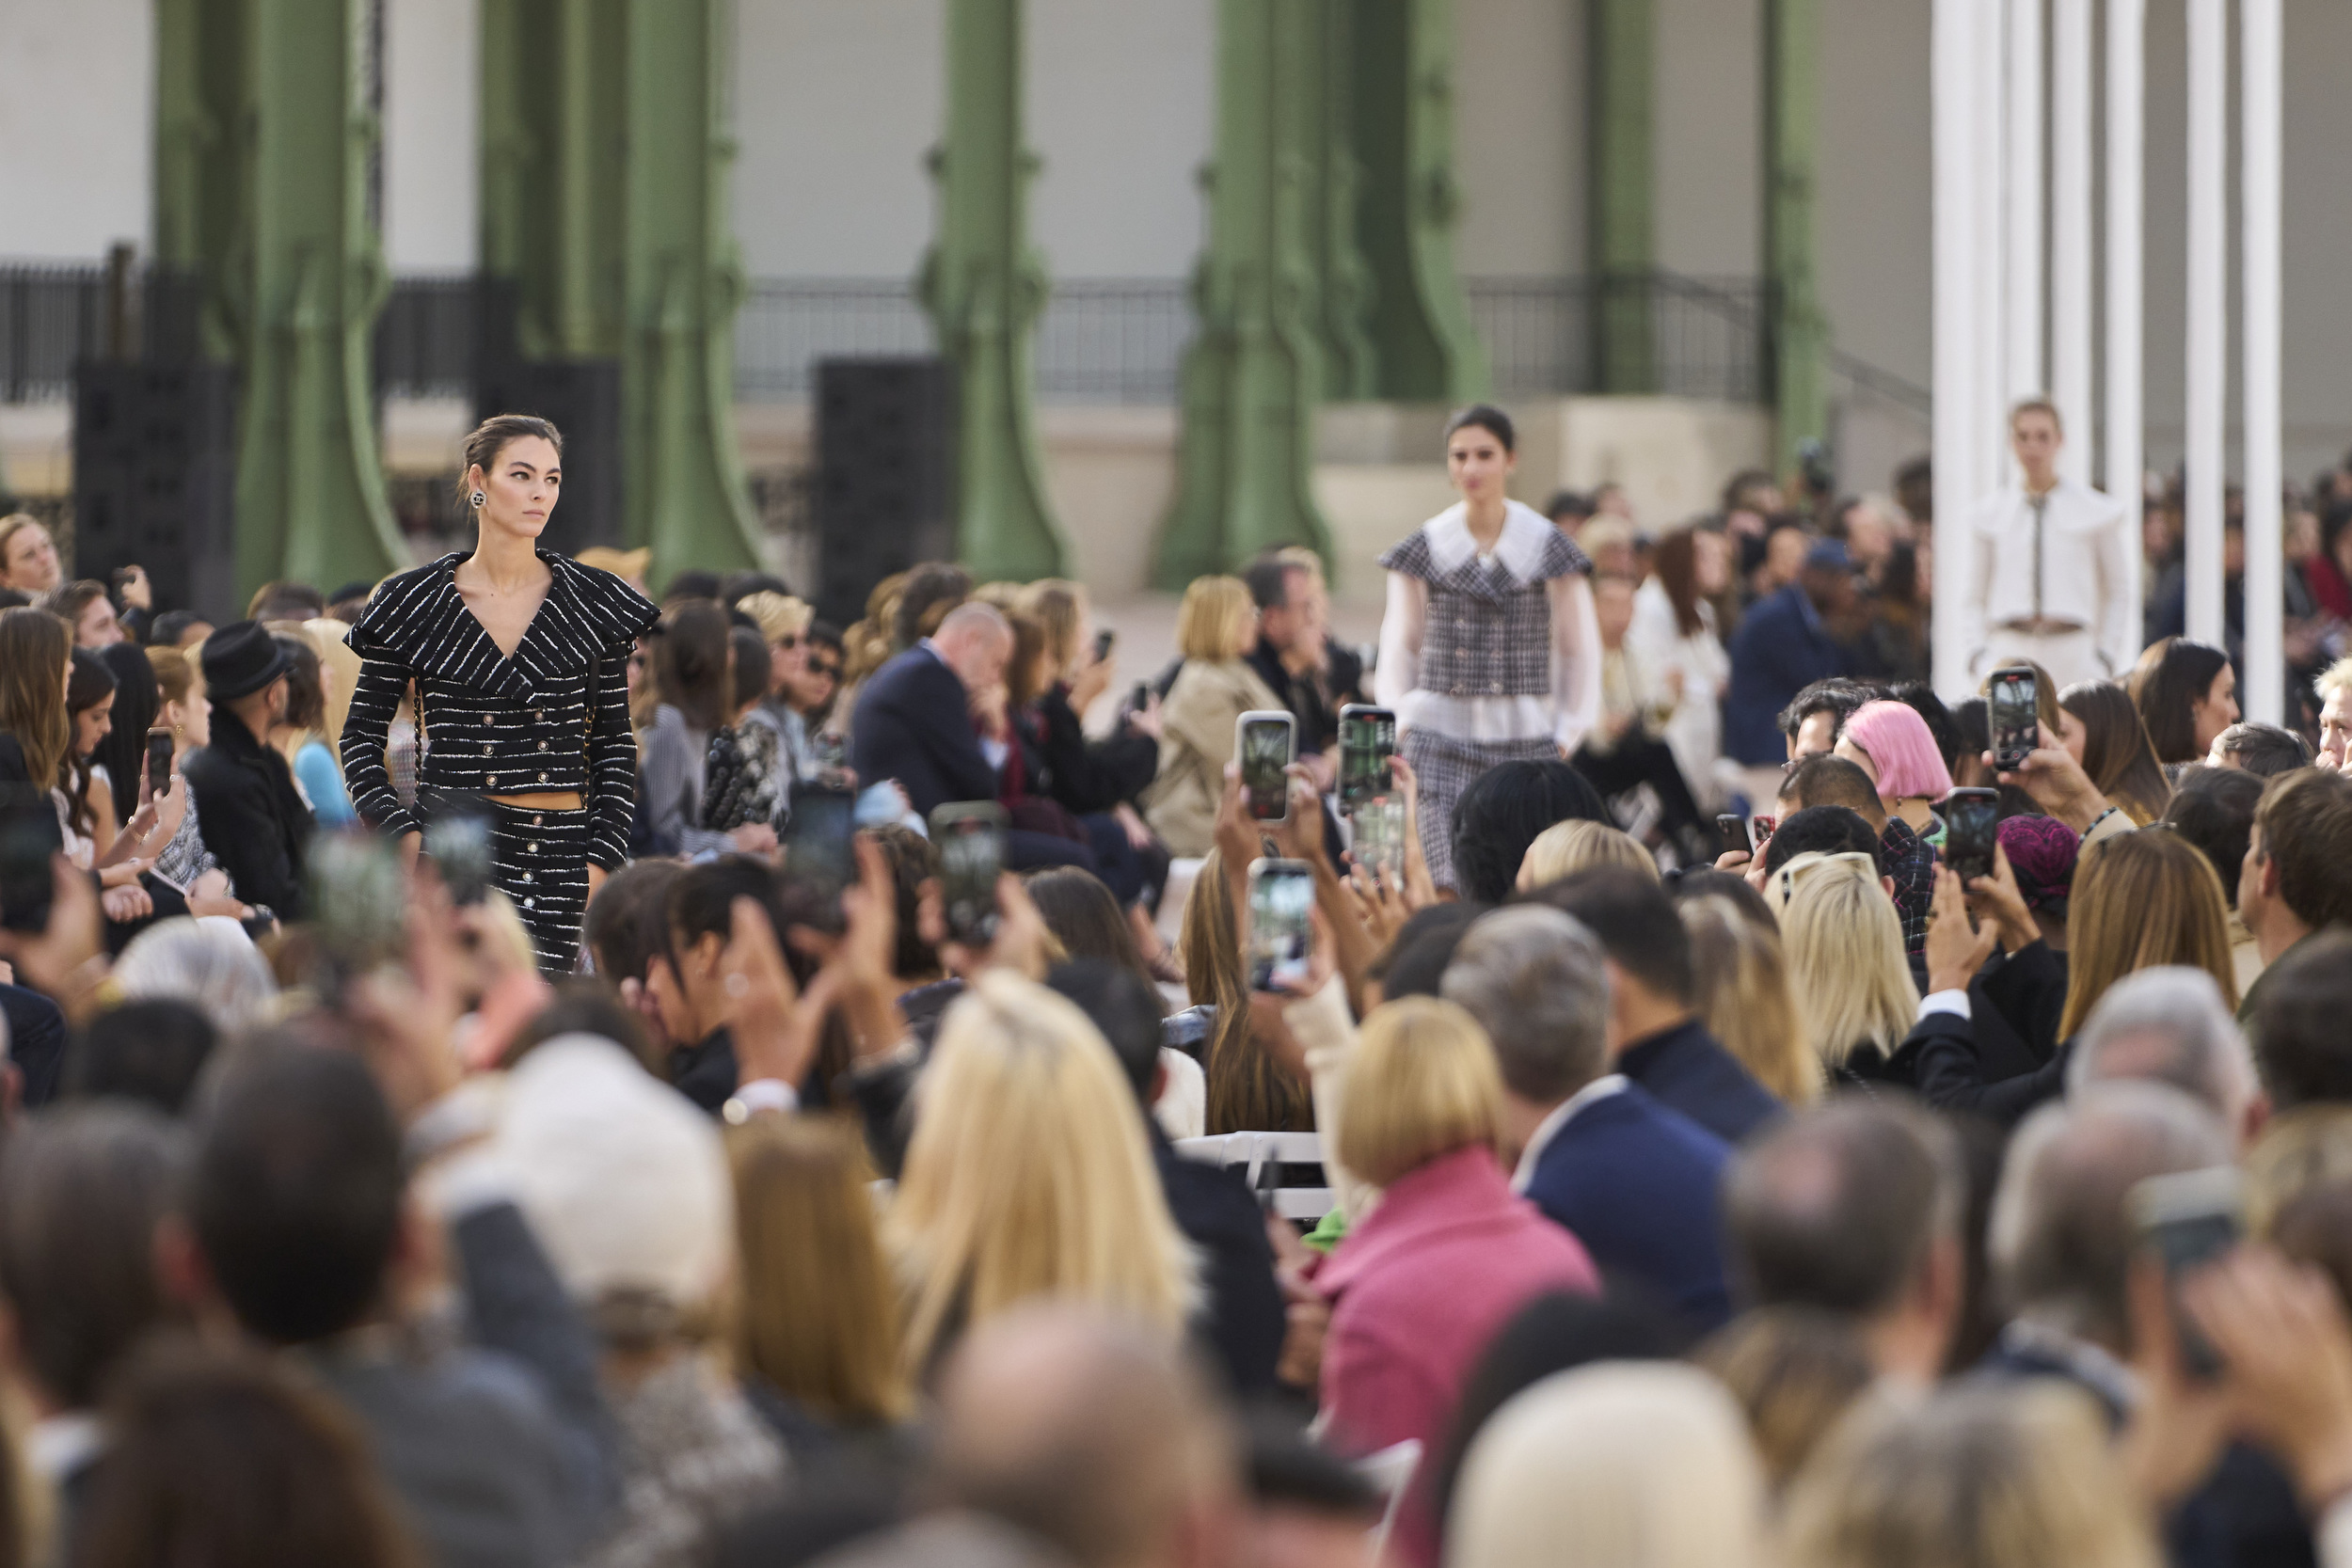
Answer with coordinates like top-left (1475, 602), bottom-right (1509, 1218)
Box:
top-left (342, 551), bottom-right (658, 871)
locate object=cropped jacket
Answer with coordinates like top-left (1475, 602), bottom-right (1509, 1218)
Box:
top-left (342, 551), bottom-right (659, 870)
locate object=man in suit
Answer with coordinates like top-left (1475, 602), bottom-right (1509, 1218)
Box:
top-left (850, 601), bottom-right (1012, 819)
top-left (1440, 904), bottom-right (1736, 1332)
top-left (183, 621), bottom-right (312, 922)
top-left (1723, 1101), bottom-right (1965, 1384)
top-left (1533, 866), bottom-right (1782, 1145)
top-left (1724, 539), bottom-right (1858, 810)
top-left (849, 601), bottom-right (1093, 871)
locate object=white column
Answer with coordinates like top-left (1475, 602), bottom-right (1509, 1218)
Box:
top-left (2242, 0), bottom-right (2283, 721)
top-left (2184, 0), bottom-right (2228, 649)
top-left (2050, 0), bottom-right (2094, 483)
top-left (1976, 0), bottom-right (2010, 499)
top-left (1932, 0), bottom-right (1980, 700)
top-left (2106, 0), bottom-right (2145, 629)
top-left (2006, 0), bottom-right (2045, 407)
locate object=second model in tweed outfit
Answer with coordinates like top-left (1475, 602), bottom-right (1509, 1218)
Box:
top-left (1374, 499), bottom-right (1602, 891)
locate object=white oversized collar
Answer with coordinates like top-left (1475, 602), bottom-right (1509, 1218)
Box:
top-left (1422, 499), bottom-right (1555, 581)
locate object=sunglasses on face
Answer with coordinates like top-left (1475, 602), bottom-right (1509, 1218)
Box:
top-left (807, 661), bottom-right (840, 681)
top-left (773, 635), bottom-right (800, 650)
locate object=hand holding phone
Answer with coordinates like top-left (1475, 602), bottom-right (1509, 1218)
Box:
top-left (1237, 711), bottom-right (1297, 822)
top-left (1990, 666), bottom-right (2040, 773)
top-left (1248, 858), bottom-right (1316, 991)
top-left (1715, 813), bottom-right (1751, 855)
top-left (1942, 787), bottom-right (2000, 885)
top-left (1338, 705), bottom-right (1397, 810)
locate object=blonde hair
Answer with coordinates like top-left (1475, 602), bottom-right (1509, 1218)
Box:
top-left (1183, 847), bottom-right (1311, 1134)
top-left (1016, 578), bottom-right (1088, 677)
top-left (1518, 819), bottom-right (1658, 891)
top-left (1781, 1383), bottom-right (2159, 1568)
top-left (2317, 656), bottom-right (2352, 700)
top-left (1333, 997), bottom-right (1503, 1189)
top-left (146, 644), bottom-right (198, 707)
top-left (728, 1116), bottom-right (911, 1426)
top-left (888, 971), bottom-right (1195, 1372)
top-left (1775, 854), bottom-right (1917, 1070)
top-left (1448, 1363), bottom-right (1765, 1568)
top-left (2058, 830), bottom-right (2237, 1040)
top-left (737, 592), bottom-right (812, 645)
top-left (1175, 576), bottom-right (1255, 662)
top-left (1694, 1307), bottom-right (1874, 1493)
top-left (1680, 895), bottom-right (1821, 1104)
top-left (2243, 1105), bottom-right (2352, 1237)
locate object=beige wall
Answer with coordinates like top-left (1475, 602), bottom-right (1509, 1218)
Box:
top-left (1454, 0), bottom-right (1585, 277)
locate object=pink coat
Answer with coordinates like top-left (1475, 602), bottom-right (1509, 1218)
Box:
top-left (1313, 1145), bottom-right (1598, 1560)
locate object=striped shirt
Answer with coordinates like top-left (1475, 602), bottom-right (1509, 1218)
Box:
top-left (342, 550), bottom-right (659, 870)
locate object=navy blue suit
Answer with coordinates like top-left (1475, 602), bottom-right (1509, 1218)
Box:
top-left (849, 647), bottom-right (1000, 818)
top-left (1521, 1083), bottom-right (1735, 1331)
top-left (1617, 1018), bottom-right (1783, 1148)
top-left (1722, 583), bottom-right (1849, 766)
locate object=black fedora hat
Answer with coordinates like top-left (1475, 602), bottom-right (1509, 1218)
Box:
top-left (200, 620), bottom-right (290, 703)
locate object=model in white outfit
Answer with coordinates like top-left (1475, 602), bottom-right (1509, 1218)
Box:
top-left (1959, 402), bottom-right (2136, 689)
top-left (1373, 408), bottom-right (1600, 892)
top-left (1628, 548), bottom-right (1732, 813)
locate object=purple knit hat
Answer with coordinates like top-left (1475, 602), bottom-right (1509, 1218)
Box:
top-left (1998, 814), bottom-right (2082, 913)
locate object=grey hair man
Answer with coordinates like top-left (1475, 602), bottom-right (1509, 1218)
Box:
top-left (1722, 1101), bottom-right (1966, 1386)
top-left (2065, 966), bottom-right (2266, 1149)
top-left (1985, 1082), bottom-right (2233, 1417)
top-left (1441, 905), bottom-right (1738, 1330)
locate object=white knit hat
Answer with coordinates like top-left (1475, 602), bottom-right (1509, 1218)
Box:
top-left (498, 1033), bottom-right (734, 1313)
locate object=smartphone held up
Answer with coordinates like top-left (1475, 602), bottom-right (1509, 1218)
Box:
top-left (1248, 857), bottom-right (1315, 992)
top-left (931, 801), bottom-right (1009, 946)
top-left (1237, 711), bottom-right (1296, 822)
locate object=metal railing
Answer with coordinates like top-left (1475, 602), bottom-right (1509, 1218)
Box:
top-left (1, 259), bottom-right (1928, 417)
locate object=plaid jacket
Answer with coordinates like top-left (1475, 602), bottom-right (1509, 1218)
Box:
top-left (1380, 524), bottom-right (1589, 699)
top-left (1883, 816), bottom-right (1936, 962)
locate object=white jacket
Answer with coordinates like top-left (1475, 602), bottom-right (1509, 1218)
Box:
top-left (1960, 479), bottom-right (2135, 678)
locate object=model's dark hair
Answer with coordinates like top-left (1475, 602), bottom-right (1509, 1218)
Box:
top-left (2131, 637), bottom-right (2232, 764)
top-left (456, 412), bottom-right (563, 500)
top-left (1443, 403), bottom-right (1516, 454)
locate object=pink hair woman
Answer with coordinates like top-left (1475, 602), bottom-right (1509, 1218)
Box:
top-left (1835, 700), bottom-right (1955, 837)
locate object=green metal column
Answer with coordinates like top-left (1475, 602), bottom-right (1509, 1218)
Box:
top-left (622, 0), bottom-right (764, 585)
top-left (1154, 0), bottom-right (1334, 587)
top-left (1765, 0), bottom-right (1827, 465)
top-left (1588, 0), bottom-right (1656, 393)
top-left (1310, 0), bottom-right (1377, 403)
top-left (1349, 0), bottom-right (1488, 402)
top-left (152, 0), bottom-right (406, 601)
top-left (919, 0), bottom-right (1065, 581)
top-left (480, 0), bottom-right (764, 585)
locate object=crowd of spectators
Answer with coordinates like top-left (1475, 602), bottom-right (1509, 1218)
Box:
top-left (0, 429), bottom-right (2344, 1568)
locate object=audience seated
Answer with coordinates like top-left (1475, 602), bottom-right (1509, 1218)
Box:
top-left (1441, 906), bottom-right (1735, 1331)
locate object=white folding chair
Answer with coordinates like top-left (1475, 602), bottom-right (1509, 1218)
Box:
top-left (1174, 1131), bottom-right (1332, 1222)
top-left (1356, 1437), bottom-right (1422, 1565)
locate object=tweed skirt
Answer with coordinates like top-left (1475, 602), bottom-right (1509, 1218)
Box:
top-left (483, 800), bottom-right (594, 975)
top-left (1402, 728), bottom-right (1563, 894)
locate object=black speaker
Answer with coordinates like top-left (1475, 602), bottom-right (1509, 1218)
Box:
top-left (71, 360), bottom-right (239, 622)
top-left (473, 356), bottom-right (623, 557)
top-left (814, 356), bottom-right (957, 628)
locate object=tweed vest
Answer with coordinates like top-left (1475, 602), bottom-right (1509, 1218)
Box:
top-left (1380, 522), bottom-right (1589, 698)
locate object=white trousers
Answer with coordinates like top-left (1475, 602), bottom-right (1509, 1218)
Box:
top-left (1974, 626), bottom-right (2109, 692)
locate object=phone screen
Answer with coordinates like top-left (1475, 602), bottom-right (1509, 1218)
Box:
top-left (1248, 859), bottom-right (1316, 991)
top-left (2132, 1172), bottom-right (2244, 1378)
top-left (309, 833), bottom-right (409, 992)
top-left (1991, 668), bottom-right (2040, 771)
top-left (0, 787), bottom-right (56, 935)
top-left (934, 806), bottom-right (1007, 945)
top-left (425, 809), bottom-right (495, 907)
top-left (1752, 816), bottom-right (1777, 848)
top-left (782, 784), bottom-right (857, 894)
top-left (145, 731), bottom-right (176, 795)
top-left (1240, 717), bottom-right (1295, 821)
top-left (1338, 707), bottom-right (1396, 809)
top-left (1943, 788), bottom-right (1999, 883)
top-left (1350, 798), bottom-right (1406, 884)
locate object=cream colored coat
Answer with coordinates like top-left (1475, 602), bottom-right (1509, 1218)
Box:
top-left (1143, 657), bottom-right (1283, 857)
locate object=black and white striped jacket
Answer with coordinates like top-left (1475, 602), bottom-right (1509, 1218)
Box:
top-left (342, 551), bottom-right (659, 870)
